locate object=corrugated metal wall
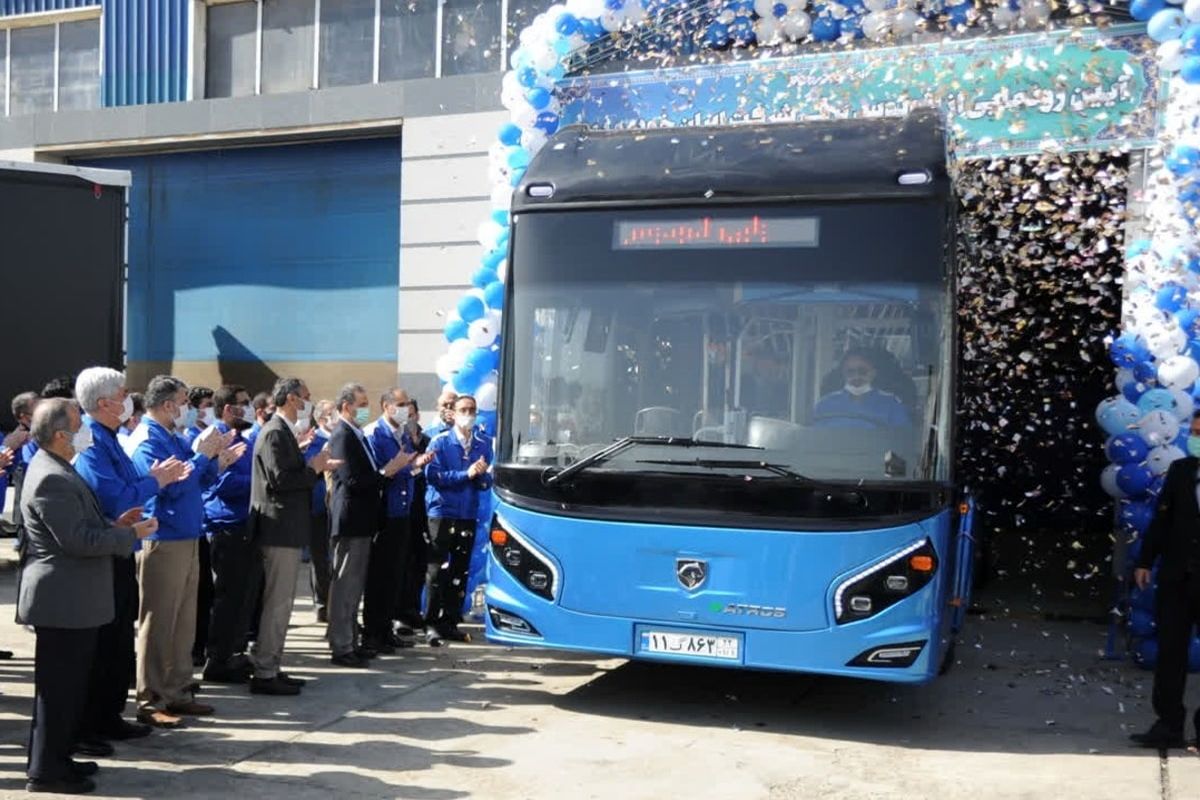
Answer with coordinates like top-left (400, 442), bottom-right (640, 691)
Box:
top-left (0, 0), bottom-right (189, 106)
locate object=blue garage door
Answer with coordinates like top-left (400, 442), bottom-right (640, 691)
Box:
top-left (85, 138), bottom-right (399, 374)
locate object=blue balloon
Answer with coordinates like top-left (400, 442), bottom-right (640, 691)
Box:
top-left (1131, 581), bottom-right (1156, 611)
top-left (482, 248), bottom-right (504, 270)
top-left (555, 12), bottom-right (580, 35)
top-left (471, 266), bottom-right (498, 289)
top-left (839, 12), bottom-right (864, 38)
top-left (1107, 432), bottom-right (1150, 464)
top-left (1177, 308), bottom-right (1200, 336)
top-left (1097, 397), bottom-right (1142, 435)
top-left (1156, 282), bottom-right (1188, 313)
top-left (1148, 8), bottom-right (1186, 42)
top-left (491, 208), bottom-right (508, 226)
top-left (506, 147), bottom-right (531, 170)
top-left (1130, 608), bottom-right (1156, 638)
top-left (1184, 56), bottom-right (1200, 84)
top-left (509, 166), bottom-right (527, 187)
top-left (1167, 144), bottom-right (1200, 176)
top-left (1189, 638), bottom-right (1200, 671)
top-left (465, 347), bottom-right (498, 376)
top-left (730, 15), bottom-right (755, 43)
top-left (484, 280), bottom-right (505, 310)
top-left (945, 2), bottom-right (971, 24)
top-left (1117, 463), bottom-right (1154, 497)
top-left (498, 122), bottom-right (523, 146)
top-left (458, 294), bottom-right (486, 323)
top-left (728, 0), bottom-right (755, 13)
top-left (546, 62), bottom-right (567, 81)
top-left (455, 364), bottom-right (483, 395)
top-left (1135, 636), bottom-right (1159, 668)
top-left (516, 66), bottom-right (539, 88)
top-left (1120, 500), bottom-right (1157, 535)
top-left (1133, 358), bottom-right (1158, 384)
top-left (525, 87), bottom-right (552, 110)
top-left (1128, 536), bottom-right (1144, 565)
top-left (1182, 22), bottom-right (1200, 53)
top-left (1122, 380), bottom-right (1147, 404)
top-left (478, 410), bottom-right (498, 434)
top-left (535, 111), bottom-right (561, 134)
top-left (605, 0), bottom-right (625, 8)
top-left (578, 18), bottom-right (605, 41)
top-left (771, 1), bottom-right (787, 16)
top-left (444, 317), bottom-right (469, 343)
top-left (1110, 332), bottom-right (1150, 366)
top-left (1130, 0), bottom-right (1167, 21)
top-left (811, 10), bottom-right (841, 41)
top-left (1128, 239), bottom-right (1151, 257)
top-left (1138, 388), bottom-right (1178, 416)
top-left (552, 35), bottom-right (573, 55)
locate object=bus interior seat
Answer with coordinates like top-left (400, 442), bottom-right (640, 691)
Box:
top-left (747, 416), bottom-right (803, 450)
top-left (635, 406), bottom-right (682, 437)
top-left (693, 426), bottom-right (726, 443)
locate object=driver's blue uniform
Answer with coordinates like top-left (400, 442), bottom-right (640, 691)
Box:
top-left (813, 388), bottom-right (910, 428)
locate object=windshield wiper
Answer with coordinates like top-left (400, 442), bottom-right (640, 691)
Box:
top-left (635, 458), bottom-right (816, 483)
top-left (542, 436), bottom-right (762, 486)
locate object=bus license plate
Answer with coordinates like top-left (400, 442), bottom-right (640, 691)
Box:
top-left (640, 630), bottom-right (740, 660)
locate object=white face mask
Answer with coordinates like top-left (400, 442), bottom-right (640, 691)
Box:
top-left (455, 412), bottom-right (477, 432)
top-left (202, 407), bottom-right (217, 427)
top-left (243, 405), bottom-right (256, 423)
top-left (294, 416), bottom-right (311, 436)
top-left (298, 398), bottom-right (313, 420)
top-left (388, 406), bottom-right (406, 425)
top-left (118, 395), bottom-right (134, 424)
top-left (174, 403), bottom-right (196, 430)
top-left (71, 424), bottom-right (94, 454)
top-left (844, 383), bottom-right (873, 397)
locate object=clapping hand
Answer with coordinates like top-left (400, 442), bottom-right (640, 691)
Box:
top-left (308, 448), bottom-right (342, 474)
top-left (149, 456), bottom-right (190, 489)
top-left (218, 441), bottom-right (247, 472)
top-left (298, 428), bottom-right (316, 450)
top-left (0, 447), bottom-right (13, 472)
top-left (198, 429), bottom-right (235, 460)
top-left (114, 507), bottom-right (145, 528)
top-left (383, 449), bottom-right (416, 478)
top-left (132, 518), bottom-right (159, 539)
top-left (467, 456), bottom-right (488, 479)
top-left (3, 429), bottom-right (29, 451)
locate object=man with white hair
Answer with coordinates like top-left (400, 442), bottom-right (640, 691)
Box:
top-left (73, 368), bottom-right (190, 750)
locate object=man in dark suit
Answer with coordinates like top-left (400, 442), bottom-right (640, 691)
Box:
top-left (327, 383), bottom-right (413, 667)
top-left (19, 399), bottom-right (157, 795)
top-left (1132, 410), bottom-right (1200, 748)
top-left (248, 377), bottom-right (337, 695)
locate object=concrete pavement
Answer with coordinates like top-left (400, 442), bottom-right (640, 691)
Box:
top-left (0, 560), bottom-right (1191, 799)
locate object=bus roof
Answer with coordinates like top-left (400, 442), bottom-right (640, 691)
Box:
top-left (514, 109), bottom-right (948, 212)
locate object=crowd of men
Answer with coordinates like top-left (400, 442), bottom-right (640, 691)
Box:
top-left (2, 370), bottom-right (493, 795)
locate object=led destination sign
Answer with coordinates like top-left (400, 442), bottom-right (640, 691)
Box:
top-left (613, 216), bottom-right (820, 250)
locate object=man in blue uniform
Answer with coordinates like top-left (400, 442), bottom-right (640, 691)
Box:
top-left (73, 368), bottom-right (191, 750)
top-left (131, 376), bottom-right (240, 728)
top-left (201, 385), bottom-right (259, 685)
top-left (424, 394), bottom-right (492, 646)
top-left (305, 400), bottom-right (336, 624)
top-left (363, 388), bottom-right (432, 652)
top-left (183, 387), bottom-right (215, 447)
top-left (813, 350), bottom-right (911, 429)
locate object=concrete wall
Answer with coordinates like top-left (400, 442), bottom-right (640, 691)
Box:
top-left (399, 109), bottom-right (507, 405)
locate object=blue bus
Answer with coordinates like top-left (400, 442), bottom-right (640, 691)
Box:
top-left (483, 110), bottom-right (977, 683)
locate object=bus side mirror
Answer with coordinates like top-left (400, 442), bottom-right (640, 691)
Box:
top-left (884, 450), bottom-right (907, 478)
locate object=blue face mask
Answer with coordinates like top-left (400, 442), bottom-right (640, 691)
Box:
top-left (1188, 436), bottom-right (1200, 458)
top-left (354, 407), bottom-right (372, 427)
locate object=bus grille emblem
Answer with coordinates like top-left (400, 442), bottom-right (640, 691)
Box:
top-left (676, 559), bottom-right (708, 591)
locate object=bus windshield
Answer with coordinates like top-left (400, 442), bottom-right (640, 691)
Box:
top-left (499, 201), bottom-right (953, 488)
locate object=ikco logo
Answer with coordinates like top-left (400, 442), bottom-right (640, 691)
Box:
top-left (675, 559), bottom-right (707, 591)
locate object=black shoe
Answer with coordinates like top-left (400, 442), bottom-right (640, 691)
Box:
top-left (331, 652), bottom-right (371, 669)
top-left (424, 627), bottom-right (445, 648)
top-left (70, 760), bottom-right (99, 777)
top-left (72, 738), bottom-right (114, 758)
top-left (0, 649), bottom-right (13, 660)
top-left (355, 645), bottom-right (379, 659)
top-left (249, 676), bottom-right (301, 696)
top-left (98, 719), bottom-right (152, 741)
top-left (277, 672), bottom-right (307, 688)
top-left (395, 625), bottom-right (415, 638)
top-left (1130, 721), bottom-right (1186, 748)
top-left (192, 652), bottom-right (205, 668)
top-left (203, 664), bottom-right (250, 684)
top-left (363, 637), bottom-right (395, 655)
top-left (316, 607), bottom-right (329, 624)
top-left (187, 681), bottom-right (201, 695)
top-left (26, 776), bottom-right (95, 794)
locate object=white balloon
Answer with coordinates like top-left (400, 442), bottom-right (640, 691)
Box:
top-left (600, 9), bottom-right (623, 30)
top-left (862, 10), bottom-right (892, 40)
top-left (1187, 0), bottom-right (1200, 21)
top-left (1159, 354), bottom-right (1200, 389)
top-left (1159, 39), bottom-right (1186, 72)
top-left (782, 9), bottom-right (812, 37)
top-left (486, 309), bottom-right (504, 331)
top-left (468, 317), bottom-right (500, 348)
top-left (1020, 0), bottom-right (1050, 26)
top-left (1115, 367), bottom-right (1136, 391)
top-left (531, 46), bottom-right (560, 72)
top-left (476, 380), bottom-right (499, 412)
top-left (477, 220), bottom-right (505, 247)
top-left (521, 128), bottom-right (549, 153)
top-left (435, 354), bottom-right (456, 383)
top-left (1139, 409), bottom-right (1182, 447)
top-left (1146, 323), bottom-right (1188, 359)
top-left (1148, 445), bottom-right (1186, 476)
top-left (864, 0), bottom-right (892, 11)
top-left (785, 0), bottom-right (809, 8)
top-left (511, 104), bottom-right (539, 129)
top-left (447, 339), bottom-right (473, 370)
top-left (755, 15), bottom-right (783, 43)
top-left (625, 0), bottom-right (649, 24)
top-left (1170, 387), bottom-right (1196, 420)
top-left (755, 0), bottom-right (777, 15)
top-left (891, 7), bottom-right (921, 36)
top-left (491, 183), bottom-right (513, 210)
top-left (992, 5), bottom-right (1016, 28)
top-left (1100, 464), bottom-right (1127, 499)
top-left (497, 258), bottom-right (509, 283)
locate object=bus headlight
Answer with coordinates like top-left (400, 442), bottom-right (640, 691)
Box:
top-left (833, 539), bottom-right (937, 624)
top-left (490, 515), bottom-right (558, 601)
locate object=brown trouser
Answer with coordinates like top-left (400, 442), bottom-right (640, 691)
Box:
top-left (135, 538), bottom-right (199, 711)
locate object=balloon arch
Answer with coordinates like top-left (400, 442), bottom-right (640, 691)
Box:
top-left (440, 0), bottom-right (1200, 656)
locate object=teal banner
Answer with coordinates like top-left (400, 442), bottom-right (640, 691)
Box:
top-left (559, 25), bottom-right (1162, 158)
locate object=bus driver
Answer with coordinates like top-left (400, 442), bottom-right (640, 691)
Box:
top-left (813, 350), bottom-right (911, 430)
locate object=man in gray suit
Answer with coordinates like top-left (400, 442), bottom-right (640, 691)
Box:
top-left (248, 377), bottom-right (338, 695)
top-left (19, 399), bottom-right (157, 795)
